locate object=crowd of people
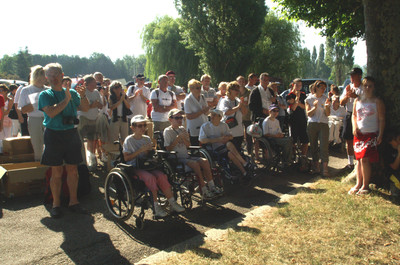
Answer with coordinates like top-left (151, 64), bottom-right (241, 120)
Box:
top-left (2, 63), bottom-right (397, 219)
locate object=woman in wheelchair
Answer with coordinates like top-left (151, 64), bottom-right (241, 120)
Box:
top-left (164, 109), bottom-right (223, 200)
top-left (199, 109), bottom-right (251, 182)
top-left (262, 104), bottom-right (293, 166)
top-left (123, 115), bottom-right (185, 218)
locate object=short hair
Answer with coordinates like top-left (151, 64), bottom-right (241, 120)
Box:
top-left (226, 81), bottom-right (240, 97)
top-left (93, 72), bottom-right (103, 78)
top-left (259, 72), bottom-right (269, 80)
top-left (158, 74), bottom-right (168, 82)
top-left (44, 63), bottom-right (63, 77)
top-left (236, 75), bottom-right (245, 81)
top-left (62, 76), bottom-right (72, 82)
top-left (330, 85), bottom-right (339, 95)
top-left (218, 82), bottom-right (228, 91)
top-left (83, 74), bottom-right (96, 84)
top-left (30, 65), bottom-right (45, 84)
top-left (200, 74), bottom-right (211, 81)
top-left (362, 76), bottom-right (376, 86)
top-left (188, 79), bottom-right (201, 91)
top-left (166, 70), bottom-right (175, 76)
top-left (293, 78), bottom-right (302, 83)
top-left (315, 80), bottom-right (327, 89)
top-left (9, 84), bottom-right (18, 91)
top-left (110, 81), bottom-right (122, 91)
top-left (0, 84), bottom-right (9, 93)
top-left (248, 73), bottom-right (257, 80)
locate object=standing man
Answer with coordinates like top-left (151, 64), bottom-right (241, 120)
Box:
top-left (248, 72), bottom-right (271, 121)
top-left (201, 74), bottom-right (218, 109)
top-left (150, 75), bottom-right (177, 132)
top-left (39, 63), bottom-right (90, 218)
top-left (246, 73), bottom-right (258, 91)
top-left (340, 67), bottom-right (363, 170)
top-left (127, 74), bottom-right (150, 118)
top-left (166, 70), bottom-right (186, 110)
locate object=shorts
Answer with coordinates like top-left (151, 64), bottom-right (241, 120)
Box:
top-left (78, 116), bottom-right (97, 141)
top-left (41, 128), bottom-right (83, 166)
top-left (342, 112), bottom-right (354, 140)
top-left (290, 123), bottom-right (309, 144)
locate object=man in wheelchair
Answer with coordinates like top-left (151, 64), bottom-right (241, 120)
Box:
top-left (199, 109), bottom-right (251, 183)
top-left (123, 115), bottom-right (185, 218)
top-left (164, 109), bottom-right (223, 199)
top-left (262, 104), bottom-right (293, 166)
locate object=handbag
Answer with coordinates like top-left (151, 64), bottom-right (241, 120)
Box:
top-left (225, 99), bottom-right (238, 129)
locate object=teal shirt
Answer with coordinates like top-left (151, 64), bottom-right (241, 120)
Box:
top-left (38, 88), bottom-right (81, 130)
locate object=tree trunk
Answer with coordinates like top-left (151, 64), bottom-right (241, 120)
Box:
top-left (363, 0), bottom-right (400, 129)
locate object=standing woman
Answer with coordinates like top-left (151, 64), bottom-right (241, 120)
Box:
top-left (184, 79), bottom-right (209, 146)
top-left (7, 84), bottom-right (19, 137)
top-left (219, 81), bottom-right (247, 152)
top-left (305, 80), bottom-right (331, 177)
top-left (349, 77), bottom-right (385, 195)
top-left (108, 81), bottom-right (131, 143)
top-left (0, 85), bottom-right (12, 139)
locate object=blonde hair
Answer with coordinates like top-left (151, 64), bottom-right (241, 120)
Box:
top-left (218, 82), bottom-right (228, 91)
top-left (44, 63), bottom-right (63, 77)
top-left (226, 81), bottom-right (240, 97)
top-left (30, 65), bottom-right (45, 84)
top-left (188, 79), bottom-right (201, 91)
top-left (200, 74), bottom-right (211, 82)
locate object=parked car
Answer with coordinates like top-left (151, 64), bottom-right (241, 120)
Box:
top-left (0, 79), bottom-right (28, 87)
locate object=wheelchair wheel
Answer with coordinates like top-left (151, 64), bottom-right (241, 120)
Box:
top-left (104, 167), bottom-right (134, 221)
top-left (199, 148), bottom-right (214, 167)
top-left (252, 138), bottom-right (274, 170)
top-left (180, 188), bottom-right (193, 210)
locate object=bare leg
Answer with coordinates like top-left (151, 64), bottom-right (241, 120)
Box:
top-left (50, 166), bottom-right (63, 208)
top-left (186, 160), bottom-right (206, 187)
top-left (226, 141), bottom-right (246, 165)
top-left (228, 152), bottom-right (245, 175)
top-left (354, 160), bottom-right (363, 189)
top-left (65, 164), bottom-right (79, 206)
top-left (360, 157), bottom-right (371, 190)
top-left (199, 158), bottom-right (213, 182)
top-left (346, 139), bottom-right (354, 156)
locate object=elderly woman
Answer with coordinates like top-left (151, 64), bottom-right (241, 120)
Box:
top-left (17, 65), bottom-right (47, 161)
top-left (305, 80), bottom-right (331, 176)
top-left (109, 81), bottom-right (131, 143)
top-left (218, 81), bottom-right (248, 152)
top-left (184, 79), bottom-right (210, 146)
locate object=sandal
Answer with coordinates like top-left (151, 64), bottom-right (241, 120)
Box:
top-left (356, 189), bottom-right (370, 195)
top-left (348, 187), bottom-right (359, 195)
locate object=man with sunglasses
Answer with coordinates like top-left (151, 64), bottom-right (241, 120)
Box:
top-left (164, 109), bottom-right (222, 199)
top-left (127, 74), bottom-right (150, 118)
top-left (262, 104), bottom-right (293, 166)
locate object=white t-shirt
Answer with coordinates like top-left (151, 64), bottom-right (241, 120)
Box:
top-left (168, 85), bottom-right (184, 110)
top-left (262, 116), bottom-right (282, 136)
top-left (150, 89), bottom-right (176, 122)
top-left (219, 97), bottom-right (244, 137)
top-left (127, 85), bottom-right (150, 118)
top-left (245, 84), bottom-right (256, 91)
top-left (258, 84), bottom-right (273, 110)
top-left (329, 105), bottom-right (346, 120)
top-left (18, 85), bottom-right (46, 117)
top-left (339, 83), bottom-right (363, 112)
top-left (163, 126), bottom-right (190, 159)
top-left (199, 121), bottom-right (231, 149)
top-left (184, 93), bottom-right (208, 137)
top-left (306, 94), bottom-right (329, 124)
top-left (78, 88), bottom-right (101, 120)
top-left (14, 85), bottom-right (23, 106)
top-left (123, 134), bottom-right (152, 167)
top-left (201, 87), bottom-right (217, 103)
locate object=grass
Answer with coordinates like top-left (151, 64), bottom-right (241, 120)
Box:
top-left (160, 177), bottom-right (400, 264)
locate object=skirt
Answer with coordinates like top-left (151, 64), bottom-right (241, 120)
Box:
top-left (353, 132), bottom-right (379, 162)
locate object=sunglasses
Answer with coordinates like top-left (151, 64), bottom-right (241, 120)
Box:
top-left (134, 124), bottom-right (147, 128)
top-left (171, 116), bottom-right (184, 120)
top-left (271, 109), bottom-right (279, 112)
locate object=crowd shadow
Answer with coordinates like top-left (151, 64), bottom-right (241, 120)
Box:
top-left (41, 214), bottom-right (130, 265)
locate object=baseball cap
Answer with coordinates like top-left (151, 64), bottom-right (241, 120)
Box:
top-left (348, 67), bottom-right (362, 75)
top-left (168, 108), bottom-right (184, 117)
top-left (210, 109), bottom-right (223, 116)
top-left (131, 115), bottom-right (148, 125)
top-left (269, 104), bottom-right (279, 111)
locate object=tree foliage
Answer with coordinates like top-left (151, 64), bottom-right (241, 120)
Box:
top-left (142, 16), bottom-right (200, 86)
top-left (175, 0), bottom-right (266, 83)
top-left (315, 44), bottom-right (331, 79)
top-left (273, 0), bottom-right (365, 40)
top-left (325, 37), bottom-right (354, 85)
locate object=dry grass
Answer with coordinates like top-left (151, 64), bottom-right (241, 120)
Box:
top-left (160, 178), bottom-right (400, 265)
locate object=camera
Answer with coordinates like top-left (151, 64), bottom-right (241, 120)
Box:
top-left (62, 116), bottom-right (79, 125)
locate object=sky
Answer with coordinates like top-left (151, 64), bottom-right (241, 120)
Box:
top-left (1, 0), bottom-right (367, 67)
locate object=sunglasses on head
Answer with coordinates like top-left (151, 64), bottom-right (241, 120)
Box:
top-left (134, 124), bottom-right (147, 128)
top-left (171, 116), bottom-right (184, 120)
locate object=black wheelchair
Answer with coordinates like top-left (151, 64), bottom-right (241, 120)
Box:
top-left (104, 140), bottom-right (188, 229)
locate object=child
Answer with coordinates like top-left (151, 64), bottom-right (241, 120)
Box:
top-left (383, 130), bottom-right (400, 197)
top-left (328, 95), bottom-right (346, 145)
top-left (262, 104), bottom-right (293, 166)
top-left (286, 91), bottom-right (308, 157)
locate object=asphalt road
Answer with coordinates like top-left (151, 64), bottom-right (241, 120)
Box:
top-left (0, 149), bottom-right (347, 265)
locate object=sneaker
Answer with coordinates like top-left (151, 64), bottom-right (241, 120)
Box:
top-left (169, 200), bottom-right (185, 213)
top-left (50, 206), bottom-right (62, 218)
top-left (154, 204), bottom-right (168, 218)
top-left (202, 189), bottom-right (215, 201)
top-left (210, 186), bottom-right (224, 195)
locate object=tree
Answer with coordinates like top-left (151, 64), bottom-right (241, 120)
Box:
top-left (325, 37), bottom-right (354, 85)
top-left (175, 0), bottom-right (266, 83)
top-left (142, 16), bottom-right (200, 86)
top-left (311, 46), bottom-right (317, 76)
top-left (297, 47), bottom-right (314, 79)
top-left (16, 47), bottom-right (32, 81)
top-left (249, 11), bottom-right (304, 83)
top-left (315, 44), bottom-right (331, 79)
top-left (0, 55), bottom-right (17, 77)
top-left (273, 0), bottom-right (400, 128)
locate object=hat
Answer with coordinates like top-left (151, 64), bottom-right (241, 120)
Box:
top-left (269, 104), bottom-right (279, 111)
top-left (286, 92), bottom-right (296, 100)
top-left (136, 74), bottom-right (145, 79)
top-left (348, 67), bottom-right (362, 75)
top-left (210, 109), bottom-right (223, 116)
top-left (165, 70), bottom-right (175, 76)
top-left (168, 108), bottom-right (184, 118)
top-left (125, 81), bottom-right (135, 87)
top-left (131, 115), bottom-right (147, 125)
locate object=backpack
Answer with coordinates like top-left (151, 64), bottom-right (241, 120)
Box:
top-left (246, 119), bottom-right (264, 138)
top-left (44, 165), bottom-right (91, 205)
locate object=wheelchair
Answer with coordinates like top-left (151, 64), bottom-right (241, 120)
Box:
top-left (153, 131), bottom-right (224, 203)
top-left (104, 140), bottom-right (186, 229)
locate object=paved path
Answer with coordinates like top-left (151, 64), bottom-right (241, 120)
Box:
top-left (0, 150), bottom-right (347, 264)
